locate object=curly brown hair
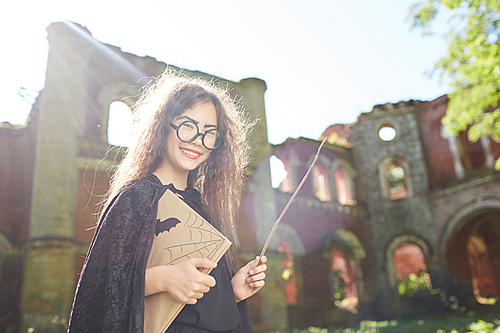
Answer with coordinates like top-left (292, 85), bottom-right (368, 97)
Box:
top-left (105, 68), bottom-right (253, 268)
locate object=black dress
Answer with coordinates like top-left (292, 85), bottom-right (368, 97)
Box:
top-left (68, 174), bottom-right (253, 333)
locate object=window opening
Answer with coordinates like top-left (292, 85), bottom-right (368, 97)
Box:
top-left (279, 241), bottom-right (298, 304)
top-left (313, 163), bottom-right (331, 201)
top-left (385, 162), bottom-right (407, 200)
top-left (108, 101), bottom-right (133, 147)
top-left (334, 166), bottom-right (355, 205)
top-left (394, 243), bottom-right (431, 297)
top-left (379, 126), bottom-right (396, 141)
top-left (270, 155), bottom-right (290, 191)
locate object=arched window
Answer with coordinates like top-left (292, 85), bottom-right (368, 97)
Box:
top-left (334, 166), bottom-right (355, 205)
top-left (393, 243), bottom-right (431, 296)
top-left (330, 248), bottom-right (358, 313)
top-left (107, 101), bottom-right (133, 147)
top-left (270, 155), bottom-right (293, 192)
top-left (313, 163), bottom-right (331, 201)
top-left (385, 162), bottom-right (407, 200)
top-left (278, 241), bottom-right (298, 304)
top-left (467, 235), bottom-right (499, 304)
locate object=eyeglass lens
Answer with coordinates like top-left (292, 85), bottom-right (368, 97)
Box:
top-left (177, 121), bottom-right (221, 149)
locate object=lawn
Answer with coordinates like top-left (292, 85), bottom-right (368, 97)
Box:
top-left (291, 312), bottom-right (500, 333)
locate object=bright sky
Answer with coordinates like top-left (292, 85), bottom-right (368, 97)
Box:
top-left (2, 0), bottom-right (450, 146)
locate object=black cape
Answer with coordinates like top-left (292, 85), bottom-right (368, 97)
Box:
top-left (68, 174), bottom-right (253, 333)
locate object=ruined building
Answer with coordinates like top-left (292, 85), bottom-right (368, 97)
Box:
top-left (263, 96), bottom-right (500, 327)
top-left (0, 21), bottom-right (499, 332)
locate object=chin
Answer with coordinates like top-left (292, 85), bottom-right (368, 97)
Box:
top-left (181, 160), bottom-right (206, 172)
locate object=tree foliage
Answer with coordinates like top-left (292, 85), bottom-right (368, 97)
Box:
top-left (410, 0), bottom-right (500, 169)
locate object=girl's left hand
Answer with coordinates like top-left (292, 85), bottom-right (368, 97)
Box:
top-left (231, 256), bottom-right (267, 302)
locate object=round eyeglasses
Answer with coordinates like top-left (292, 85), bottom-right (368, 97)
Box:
top-left (170, 121), bottom-right (222, 150)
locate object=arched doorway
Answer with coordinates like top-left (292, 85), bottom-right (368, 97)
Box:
top-left (328, 230), bottom-right (366, 314)
top-left (446, 210), bottom-right (500, 305)
top-left (330, 248), bottom-right (359, 313)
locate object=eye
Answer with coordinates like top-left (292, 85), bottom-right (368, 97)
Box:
top-left (206, 130), bottom-right (217, 137)
top-left (183, 122), bottom-right (196, 130)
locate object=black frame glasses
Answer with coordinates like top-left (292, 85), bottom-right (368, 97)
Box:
top-left (170, 121), bottom-right (222, 150)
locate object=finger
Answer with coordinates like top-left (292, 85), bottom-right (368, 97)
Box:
top-left (250, 264), bottom-right (267, 276)
top-left (243, 257), bottom-right (257, 268)
top-left (250, 280), bottom-right (265, 289)
top-left (185, 298), bottom-right (198, 305)
top-left (193, 292), bottom-right (205, 299)
top-left (203, 275), bottom-right (216, 288)
top-left (245, 256), bottom-right (261, 269)
top-left (197, 284), bottom-right (211, 294)
top-left (253, 255), bottom-right (267, 267)
top-left (247, 272), bottom-right (266, 283)
top-left (192, 258), bottom-right (217, 270)
top-left (196, 274), bottom-right (216, 288)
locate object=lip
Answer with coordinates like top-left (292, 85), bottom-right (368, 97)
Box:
top-left (180, 147), bottom-right (201, 160)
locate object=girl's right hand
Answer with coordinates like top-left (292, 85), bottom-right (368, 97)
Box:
top-left (145, 258), bottom-right (217, 304)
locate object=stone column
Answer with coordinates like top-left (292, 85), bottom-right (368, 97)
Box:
top-left (20, 22), bottom-right (91, 332)
top-left (234, 78), bottom-right (288, 332)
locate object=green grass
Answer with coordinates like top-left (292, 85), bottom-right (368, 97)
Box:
top-left (290, 312), bottom-right (500, 333)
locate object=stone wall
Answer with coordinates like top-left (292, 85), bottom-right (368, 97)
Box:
top-left (351, 101), bottom-right (438, 317)
top-left (9, 21), bottom-right (282, 332)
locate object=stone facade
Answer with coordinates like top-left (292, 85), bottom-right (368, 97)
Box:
top-left (0, 21), bottom-right (282, 332)
top-left (264, 97), bottom-right (500, 326)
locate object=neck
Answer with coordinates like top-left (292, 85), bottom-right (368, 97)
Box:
top-left (153, 160), bottom-right (189, 190)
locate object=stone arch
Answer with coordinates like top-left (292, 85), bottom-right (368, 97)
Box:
top-left (325, 230), bottom-right (366, 300)
top-left (275, 149), bottom-right (299, 191)
top-left (386, 234), bottom-right (432, 288)
top-left (439, 198), bottom-right (500, 303)
top-left (337, 230), bottom-right (366, 261)
top-left (95, 80), bottom-right (140, 143)
top-left (378, 155), bottom-right (413, 200)
top-left (275, 224), bottom-right (306, 256)
top-left (308, 154), bottom-right (332, 201)
top-left (333, 158), bottom-right (357, 205)
top-left (269, 155), bottom-right (289, 190)
top-left (439, 198), bottom-right (500, 263)
top-left (308, 155), bottom-right (356, 204)
top-left (331, 158), bottom-right (356, 180)
top-left (107, 101), bottom-right (133, 147)
top-left (312, 157), bottom-right (332, 201)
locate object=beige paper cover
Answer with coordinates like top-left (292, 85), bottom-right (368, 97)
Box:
top-left (144, 189), bottom-right (232, 333)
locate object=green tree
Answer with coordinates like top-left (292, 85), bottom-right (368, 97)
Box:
top-left (410, 0), bottom-right (500, 169)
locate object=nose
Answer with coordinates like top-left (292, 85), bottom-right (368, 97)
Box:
top-left (193, 133), bottom-right (204, 147)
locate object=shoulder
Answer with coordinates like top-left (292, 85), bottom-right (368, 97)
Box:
top-left (97, 175), bottom-right (165, 232)
top-left (115, 175), bottom-right (165, 209)
top-left (97, 176), bottom-right (165, 226)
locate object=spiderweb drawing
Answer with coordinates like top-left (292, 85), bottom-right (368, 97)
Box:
top-left (159, 211), bottom-right (229, 266)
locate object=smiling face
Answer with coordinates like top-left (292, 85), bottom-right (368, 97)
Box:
top-left (163, 101), bottom-right (218, 175)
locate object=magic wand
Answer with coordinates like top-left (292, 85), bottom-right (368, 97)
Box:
top-left (257, 137), bottom-right (328, 265)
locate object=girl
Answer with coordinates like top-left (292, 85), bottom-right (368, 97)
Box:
top-left (68, 69), bottom-right (267, 333)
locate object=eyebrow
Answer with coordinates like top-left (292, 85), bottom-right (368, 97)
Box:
top-left (177, 115), bottom-right (217, 129)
